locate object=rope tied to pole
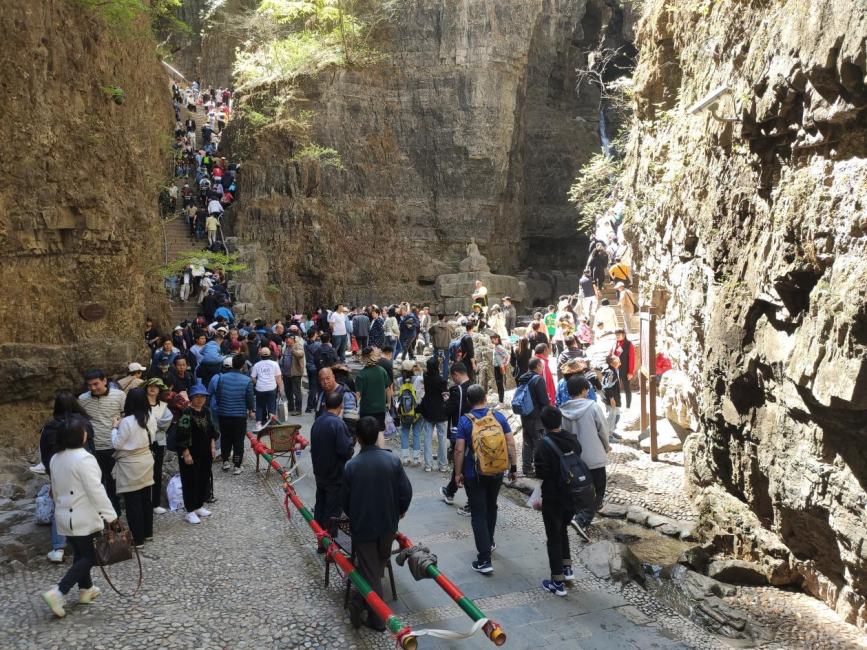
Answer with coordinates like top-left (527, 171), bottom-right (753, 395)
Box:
top-left (395, 545), bottom-right (438, 581)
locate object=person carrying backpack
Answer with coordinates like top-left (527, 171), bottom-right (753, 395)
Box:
top-left (534, 406), bottom-right (592, 596)
top-left (453, 385), bottom-right (517, 574)
top-left (559, 375), bottom-right (609, 542)
top-left (512, 358), bottom-right (550, 477)
top-left (395, 360), bottom-right (424, 466)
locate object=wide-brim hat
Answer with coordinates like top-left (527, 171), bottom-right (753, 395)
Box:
top-left (188, 384), bottom-right (209, 398)
top-left (143, 378), bottom-right (169, 391)
top-left (561, 360), bottom-right (587, 376)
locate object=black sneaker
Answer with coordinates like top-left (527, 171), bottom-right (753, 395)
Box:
top-left (570, 518), bottom-right (591, 542)
top-left (542, 579), bottom-right (567, 597)
top-left (347, 600), bottom-right (364, 629)
top-left (563, 565), bottom-right (575, 581)
top-left (456, 505), bottom-right (472, 517)
top-left (472, 560), bottom-right (493, 574)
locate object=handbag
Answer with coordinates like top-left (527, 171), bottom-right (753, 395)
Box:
top-left (93, 521), bottom-right (143, 597)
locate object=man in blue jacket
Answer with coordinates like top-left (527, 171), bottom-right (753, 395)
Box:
top-left (398, 305), bottom-right (418, 362)
top-left (341, 417), bottom-right (412, 632)
top-left (304, 330), bottom-right (322, 413)
top-left (215, 354), bottom-right (255, 475)
top-left (311, 391), bottom-right (355, 547)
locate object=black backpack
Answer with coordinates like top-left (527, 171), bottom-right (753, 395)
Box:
top-left (542, 437), bottom-right (596, 512)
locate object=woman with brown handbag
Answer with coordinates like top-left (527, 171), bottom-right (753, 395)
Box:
top-left (42, 419), bottom-right (119, 617)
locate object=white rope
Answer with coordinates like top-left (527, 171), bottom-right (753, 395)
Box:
top-left (412, 618), bottom-right (490, 640)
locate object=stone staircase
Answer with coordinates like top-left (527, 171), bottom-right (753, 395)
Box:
top-left (162, 101), bottom-right (212, 326)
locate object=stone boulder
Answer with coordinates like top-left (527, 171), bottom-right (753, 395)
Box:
top-left (577, 540), bottom-right (645, 584)
top-left (639, 418), bottom-right (688, 453)
top-left (436, 272), bottom-right (527, 315)
top-left (658, 370), bottom-right (699, 431)
top-left (707, 559), bottom-right (769, 586)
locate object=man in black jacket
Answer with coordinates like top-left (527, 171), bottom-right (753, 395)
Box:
top-left (440, 362), bottom-right (472, 514)
top-left (341, 417), bottom-right (412, 631)
top-left (311, 391), bottom-right (355, 546)
top-left (460, 322), bottom-right (477, 383)
top-left (516, 358), bottom-right (550, 477)
top-left (556, 335), bottom-right (585, 380)
top-left (534, 405), bottom-right (582, 596)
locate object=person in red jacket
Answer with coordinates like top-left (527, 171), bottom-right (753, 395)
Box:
top-left (533, 343), bottom-right (557, 404)
top-left (610, 330), bottom-right (635, 408)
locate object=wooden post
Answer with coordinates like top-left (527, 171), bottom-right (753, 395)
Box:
top-left (639, 307), bottom-right (659, 461)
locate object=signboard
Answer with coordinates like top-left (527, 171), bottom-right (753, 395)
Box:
top-left (79, 304), bottom-right (107, 321)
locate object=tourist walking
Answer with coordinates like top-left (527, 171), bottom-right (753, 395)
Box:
top-left (610, 329), bottom-right (635, 409)
top-left (453, 385), bottom-right (517, 573)
top-left (311, 391), bottom-right (355, 539)
top-left (491, 333), bottom-right (509, 405)
top-left (251, 346), bottom-right (283, 425)
top-left (304, 330), bottom-right (322, 413)
top-left (143, 379), bottom-right (173, 516)
top-left (560, 376), bottom-right (609, 541)
top-left (79, 370), bottom-right (127, 514)
top-left (502, 297), bottom-right (516, 334)
top-left (419, 357), bottom-right (449, 472)
top-left (176, 385), bottom-right (218, 524)
top-left (355, 347), bottom-right (393, 433)
top-left (41, 418), bottom-right (119, 618)
top-left (429, 312), bottom-right (455, 380)
top-left (280, 330), bottom-right (305, 415)
top-left (111, 389), bottom-right (156, 548)
top-left (515, 358), bottom-right (550, 477)
top-left (342, 417), bottom-right (412, 631)
top-left (39, 393), bottom-right (95, 564)
top-left (440, 363), bottom-right (473, 515)
top-left (534, 405), bottom-right (580, 595)
top-left (395, 359), bottom-right (424, 466)
top-left (216, 355), bottom-right (256, 475)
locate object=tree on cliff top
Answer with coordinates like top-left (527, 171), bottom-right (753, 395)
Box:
top-left (76, 0), bottom-right (190, 35)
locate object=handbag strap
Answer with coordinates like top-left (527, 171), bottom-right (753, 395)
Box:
top-left (93, 525), bottom-right (143, 598)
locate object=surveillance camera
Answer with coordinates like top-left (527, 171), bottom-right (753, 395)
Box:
top-left (687, 84), bottom-right (731, 115)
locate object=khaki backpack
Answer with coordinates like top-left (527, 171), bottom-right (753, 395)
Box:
top-left (467, 412), bottom-right (510, 476)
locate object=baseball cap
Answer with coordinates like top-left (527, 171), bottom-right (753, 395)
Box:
top-left (222, 357), bottom-right (234, 368)
top-left (259, 347), bottom-right (271, 357)
top-left (128, 362), bottom-right (146, 372)
top-left (188, 384), bottom-right (209, 398)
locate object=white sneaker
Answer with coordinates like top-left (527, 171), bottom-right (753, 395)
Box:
top-left (253, 421), bottom-right (267, 432)
top-left (29, 462), bottom-right (46, 474)
top-left (42, 586), bottom-right (66, 617)
top-left (77, 586), bottom-right (100, 604)
top-left (47, 549), bottom-right (64, 563)
top-left (233, 467), bottom-right (241, 475)
top-left (153, 506), bottom-right (167, 514)
top-left (222, 461), bottom-right (231, 471)
top-left (185, 512), bottom-right (202, 524)
top-left (195, 507), bottom-right (212, 517)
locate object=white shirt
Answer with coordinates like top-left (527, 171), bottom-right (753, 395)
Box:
top-left (473, 286), bottom-right (488, 300)
top-left (208, 199), bottom-right (224, 214)
top-left (251, 359), bottom-right (282, 392)
top-left (328, 311), bottom-right (347, 336)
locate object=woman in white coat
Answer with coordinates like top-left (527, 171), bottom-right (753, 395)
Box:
top-left (112, 388), bottom-right (156, 548)
top-left (143, 378), bottom-right (173, 515)
top-left (42, 419), bottom-right (118, 617)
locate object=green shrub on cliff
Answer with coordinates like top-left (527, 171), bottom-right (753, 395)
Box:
top-left (76, 0), bottom-right (190, 35)
top-left (569, 133), bottom-right (626, 233)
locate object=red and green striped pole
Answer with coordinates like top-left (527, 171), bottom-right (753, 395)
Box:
top-left (394, 532), bottom-right (507, 646)
top-left (246, 433), bottom-right (418, 650)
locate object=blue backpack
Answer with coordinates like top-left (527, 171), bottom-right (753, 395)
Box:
top-left (511, 378), bottom-right (536, 416)
top-left (448, 337), bottom-right (464, 363)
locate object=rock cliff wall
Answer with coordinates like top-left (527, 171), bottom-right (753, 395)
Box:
top-left (217, 0), bottom-right (637, 312)
top-left (0, 3), bottom-right (173, 448)
top-left (623, 0), bottom-right (867, 627)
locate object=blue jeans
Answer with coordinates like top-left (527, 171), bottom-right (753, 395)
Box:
top-left (433, 348), bottom-right (449, 380)
top-left (50, 514), bottom-right (66, 551)
top-left (423, 419), bottom-right (449, 470)
top-left (400, 418), bottom-right (423, 460)
top-left (256, 388), bottom-right (278, 422)
top-left (393, 337), bottom-right (403, 359)
top-left (333, 334), bottom-right (347, 360)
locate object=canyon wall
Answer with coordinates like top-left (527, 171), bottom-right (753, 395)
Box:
top-left (0, 2), bottom-right (172, 448)
top-left (623, 0), bottom-right (867, 626)
top-left (219, 0), bottom-right (636, 312)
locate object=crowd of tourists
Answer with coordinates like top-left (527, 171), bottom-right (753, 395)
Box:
top-left (35, 80), bottom-right (646, 622)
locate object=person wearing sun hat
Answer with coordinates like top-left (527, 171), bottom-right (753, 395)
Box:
top-left (175, 384), bottom-right (218, 524)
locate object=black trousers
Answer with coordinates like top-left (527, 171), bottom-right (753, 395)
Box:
top-left (58, 533), bottom-right (99, 595)
top-left (519, 416), bottom-right (543, 474)
top-left (619, 367), bottom-right (632, 409)
top-left (575, 468), bottom-right (607, 528)
top-left (313, 482), bottom-right (342, 531)
top-left (179, 451), bottom-right (211, 512)
top-left (542, 501), bottom-right (574, 581)
top-left (123, 486), bottom-right (154, 545)
top-left (355, 336), bottom-right (368, 351)
top-left (466, 363), bottom-right (475, 384)
top-left (94, 448), bottom-right (121, 515)
top-left (464, 475), bottom-right (503, 563)
top-left (220, 416), bottom-right (247, 467)
top-left (287, 376), bottom-right (303, 412)
top-left (444, 439), bottom-right (461, 498)
top-left (150, 442), bottom-right (165, 509)
top-left (351, 537), bottom-right (392, 631)
top-left (494, 367), bottom-right (505, 403)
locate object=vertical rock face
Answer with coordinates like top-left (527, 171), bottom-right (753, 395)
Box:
top-left (0, 4), bottom-right (172, 447)
top-left (624, 0), bottom-right (867, 626)
top-left (222, 0), bottom-right (636, 310)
